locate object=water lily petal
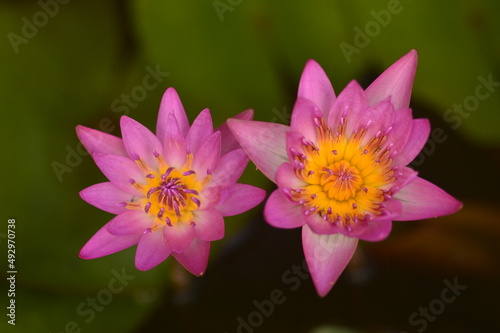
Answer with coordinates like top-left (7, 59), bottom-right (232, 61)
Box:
top-left (218, 109), bottom-right (254, 155)
top-left (211, 149), bottom-right (249, 187)
top-left (194, 208), bottom-right (225, 241)
top-left (79, 182), bottom-right (133, 214)
top-left (107, 210), bottom-right (152, 236)
top-left (264, 189), bottom-right (307, 229)
top-left (365, 49), bottom-right (418, 110)
top-left (227, 119), bottom-right (289, 182)
top-left (216, 184), bottom-right (266, 216)
top-left (394, 177), bottom-right (462, 221)
top-left (305, 213), bottom-right (339, 234)
top-left (163, 222), bottom-right (196, 253)
top-left (385, 108), bottom-right (413, 154)
top-left (163, 112), bottom-right (188, 168)
top-left (92, 153), bottom-right (144, 196)
top-left (329, 80), bottom-right (369, 136)
top-left (290, 98), bottom-right (323, 141)
top-left (135, 230), bottom-right (171, 271)
top-left (157, 87), bottom-right (190, 140)
top-left (352, 97), bottom-right (395, 143)
top-left (298, 59), bottom-right (336, 119)
top-left (79, 222), bottom-right (141, 259)
top-left (302, 225), bottom-right (358, 297)
top-left (192, 131), bottom-right (221, 176)
top-left (275, 162), bottom-right (307, 189)
top-left (393, 119), bottom-right (430, 166)
top-left (76, 125), bottom-right (127, 157)
top-left (346, 219), bottom-right (393, 242)
top-left (186, 108), bottom-right (213, 155)
top-left (172, 238), bottom-right (210, 276)
top-left (120, 116), bottom-right (164, 169)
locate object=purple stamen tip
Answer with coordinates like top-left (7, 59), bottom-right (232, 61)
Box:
top-left (130, 152), bottom-right (140, 160)
top-left (182, 170), bottom-right (196, 176)
top-left (152, 150), bottom-right (160, 158)
top-left (165, 217), bottom-right (173, 227)
top-left (190, 221), bottom-right (196, 227)
top-left (144, 202), bottom-right (151, 213)
top-left (191, 197), bottom-right (201, 207)
top-left (118, 202), bottom-right (127, 207)
top-left (146, 173), bottom-right (155, 179)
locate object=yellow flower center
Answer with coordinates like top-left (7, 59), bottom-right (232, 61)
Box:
top-left (124, 152), bottom-right (210, 231)
top-left (288, 117), bottom-right (395, 227)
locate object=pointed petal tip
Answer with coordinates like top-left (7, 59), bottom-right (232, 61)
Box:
top-left (365, 49), bottom-right (419, 110)
top-left (302, 226), bottom-right (358, 298)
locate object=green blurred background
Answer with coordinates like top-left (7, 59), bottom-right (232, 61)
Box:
top-left (1, 0), bottom-right (499, 332)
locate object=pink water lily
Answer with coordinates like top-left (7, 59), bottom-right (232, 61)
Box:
top-left (77, 88), bottom-right (266, 275)
top-left (228, 50), bottom-right (462, 296)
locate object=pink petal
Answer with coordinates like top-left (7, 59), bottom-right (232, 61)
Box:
top-left (79, 182), bottom-right (133, 214)
top-left (215, 184), bottom-right (266, 216)
top-left (345, 219), bottom-right (393, 242)
top-left (192, 131), bottom-right (221, 176)
top-left (264, 189), bottom-right (307, 229)
top-left (275, 162), bottom-right (306, 189)
top-left (211, 149), bottom-right (249, 187)
top-left (298, 59), bottom-right (336, 119)
top-left (185, 108), bottom-right (213, 155)
top-left (392, 119), bottom-right (430, 166)
top-left (387, 166), bottom-right (419, 193)
top-left (305, 213), bottom-right (339, 234)
top-left (384, 108), bottom-right (413, 154)
top-left (365, 49), bottom-right (418, 110)
top-left (163, 112), bottom-right (188, 168)
top-left (227, 119), bottom-right (289, 183)
top-left (217, 109), bottom-right (254, 155)
top-left (79, 222), bottom-right (141, 259)
top-left (157, 87), bottom-right (190, 141)
top-left (107, 210), bottom-right (152, 236)
top-left (199, 186), bottom-right (221, 210)
top-left (172, 238), bottom-right (210, 276)
top-left (285, 130), bottom-right (306, 162)
top-left (193, 208), bottom-right (225, 241)
top-left (163, 222), bottom-right (196, 253)
top-left (290, 98), bottom-right (323, 141)
top-left (351, 97), bottom-right (395, 143)
top-left (302, 225), bottom-right (358, 297)
top-left (393, 177), bottom-right (462, 221)
top-left (76, 125), bottom-right (127, 157)
top-left (135, 230), bottom-right (171, 271)
top-left (93, 153), bottom-right (144, 196)
top-left (328, 80), bottom-right (369, 136)
top-left (120, 116), bottom-right (164, 169)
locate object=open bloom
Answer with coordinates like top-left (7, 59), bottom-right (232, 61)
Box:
top-left (228, 50), bottom-right (462, 296)
top-left (77, 88), bottom-right (266, 275)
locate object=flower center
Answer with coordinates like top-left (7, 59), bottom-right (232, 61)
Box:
top-left (123, 152), bottom-right (209, 230)
top-left (286, 116), bottom-right (395, 227)
top-left (320, 161), bottom-right (361, 201)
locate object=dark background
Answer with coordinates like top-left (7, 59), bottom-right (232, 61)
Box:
top-left (1, 1), bottom-right (499, 332)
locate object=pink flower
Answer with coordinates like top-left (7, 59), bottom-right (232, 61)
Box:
top-left (77, 88), bottom-right (266, 275)
top-left (228, 50), bottom-right (462, 296)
